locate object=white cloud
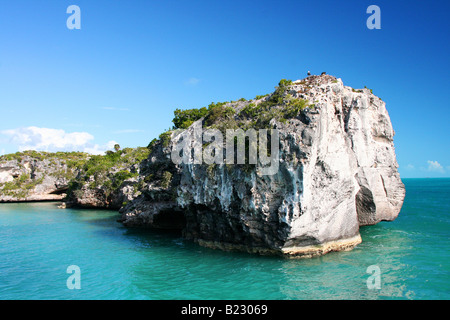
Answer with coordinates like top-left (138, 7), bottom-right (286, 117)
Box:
top-left (184, 77), bottom-right (200, 86)
top-left (1, 126), bottom-right (116, 155)
top-left (427, 160), bottom-right (445, 173)
top-left (405, 164), bottom-right (415, 170)
top-left (83, 140), bottom-right (119, 155)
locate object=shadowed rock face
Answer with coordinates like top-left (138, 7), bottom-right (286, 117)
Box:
top-left (120, 75), bottom-right (406, 258)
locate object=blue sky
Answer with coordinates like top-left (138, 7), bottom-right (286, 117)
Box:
top-left (0, 0), bottom-right (449, 178)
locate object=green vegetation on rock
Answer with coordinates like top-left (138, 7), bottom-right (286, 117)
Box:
top-left (161, 171), bottom-right (173, 189)
top-left (173, 107), bottom-right (209, 129)
top-left (170, 79), bottom-right (310, 134)
top-left (159, 131), bottom-right (173, 148)
top-left (77, 147), bottom-right (149, 189)
top-left (0, 150), bottom-right (89, 163)
top-left (0, 173), bottom-right (44, 199)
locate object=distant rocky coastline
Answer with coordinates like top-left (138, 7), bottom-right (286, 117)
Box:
top-left (0, 151), bottom-right (88, 202)
top-left (0, 74), bottom-right (405, 258)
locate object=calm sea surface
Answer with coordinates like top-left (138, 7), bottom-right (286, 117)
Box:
top-left (0, 178), bottom-right (448, 300)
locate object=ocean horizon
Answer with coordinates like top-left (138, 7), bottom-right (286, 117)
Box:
top-left (0, 177), bottom-right (448, 300)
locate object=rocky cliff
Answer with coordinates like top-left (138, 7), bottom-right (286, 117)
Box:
top-left (63, 147), bottom-right (150, 209)
top-left (0, 151), bottom-right (89, 202)
top-left (0, 74), bottom-right (405, 258)
top-left (119, 74), bottom-right (405, 257)
top-left (0, 148), bottom-right (149, 207)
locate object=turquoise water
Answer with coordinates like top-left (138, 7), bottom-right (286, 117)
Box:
top-left (0, 178), bottom-right (448, 300)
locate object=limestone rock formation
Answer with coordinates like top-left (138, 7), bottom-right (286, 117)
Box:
top-left (0, 152), bottom-right (88, 202)
top-left (120, 74), bottom-right (405, 257)
top-left (63, 148), bottom-right (149, 209)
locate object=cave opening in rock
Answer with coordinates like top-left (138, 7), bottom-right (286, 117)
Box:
top-left (152, 209), bottom-right (186, 233)
top-left (49, 187), bottom-right (68, 195)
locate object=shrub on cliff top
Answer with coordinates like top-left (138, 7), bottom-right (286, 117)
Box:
top-left (173, 107), bottom-right (209, 129)
top-left (204, 102), bottom-right (235, 127)
top-left (159, 131), bottom-right (173, 147)
top-left (278, 79), bottom-right (293, 88)
top-left (168, 78), bottom-right (302, 132)
top-left (78, 147), bottom-right (149, 186)
top-left (171, 101), bottom-right (235, 130)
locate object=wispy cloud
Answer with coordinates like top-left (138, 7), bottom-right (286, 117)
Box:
top-left (1, 126), bottom-right (117, 155)
top-left (83, 140), bottom-right (119, 155)
top-left (102, 107), bottom-right (130, 111)
top-left (427, 160), bottom-right (445, 173)
top-left (405, 164), bottom-right (415, 170)
top-left (184, 77), bottom-right (200, 86)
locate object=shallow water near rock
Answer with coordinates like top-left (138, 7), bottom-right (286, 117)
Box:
top-left (0, 178), bottom-right (448, 300)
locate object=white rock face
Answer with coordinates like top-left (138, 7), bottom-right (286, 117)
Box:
top-left (121, 75), bottom-right (406, 257)
top-left (276, 77), bottom-right (405, 255)
top-left (0, 155), bottom-right (80, 202)
top-left (0, 164), bottom-right (18, 184)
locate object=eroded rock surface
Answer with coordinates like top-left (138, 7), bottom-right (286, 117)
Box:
top-left (0, 152), bottom-right (88, 202)
top-left (119, 75), bottom-right (405, 257)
